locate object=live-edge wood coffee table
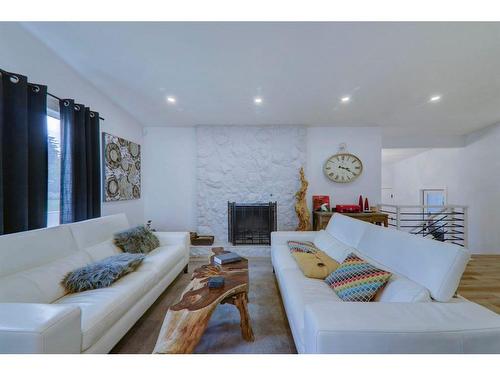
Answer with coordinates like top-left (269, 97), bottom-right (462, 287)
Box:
top-left (153, 247), bottom-right (254, 354)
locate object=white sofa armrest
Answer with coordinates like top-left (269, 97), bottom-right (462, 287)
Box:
top-left (155, 231), bottom-right (190, 249)
top-left (0, 303), bottom-right (81, 353)
top-left (304, 300), bottom-right (500, 354)
top-left (271, 231), bottom-right (317, 246)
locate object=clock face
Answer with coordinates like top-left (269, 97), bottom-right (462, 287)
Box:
top-left (324, 153), bottom-right (363, 183)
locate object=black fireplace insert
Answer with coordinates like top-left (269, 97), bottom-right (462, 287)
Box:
top-left (228, 202), bottom-right (277, 245)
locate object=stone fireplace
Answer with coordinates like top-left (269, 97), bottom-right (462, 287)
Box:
top-left (196, 125), bottom-right (306, 248)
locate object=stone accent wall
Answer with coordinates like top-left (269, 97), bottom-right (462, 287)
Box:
top-left (196, 126), bottom-right (307, 245)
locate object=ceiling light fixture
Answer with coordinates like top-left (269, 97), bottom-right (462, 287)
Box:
top-left (166, 96), bottom-right (176, 104)
top-left (429, 95), bottom-right (441, 103)
top-left (340, 96), bottom-right (351, 103)
top-left (254, 97), bottom-right (263, 105)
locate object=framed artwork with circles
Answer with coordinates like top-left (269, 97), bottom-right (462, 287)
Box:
top-left (102, 132), bottom-right (141, 201)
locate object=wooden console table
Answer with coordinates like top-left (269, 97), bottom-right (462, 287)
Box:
top-left (313, 211), bottom-right (389, 231)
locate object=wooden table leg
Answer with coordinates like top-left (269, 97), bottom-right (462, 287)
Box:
top-left (153, 304), bottom-right (214, 354)
top-left (224, 292), bottom-right (255, 342)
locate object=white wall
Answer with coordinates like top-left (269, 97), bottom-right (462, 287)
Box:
top-left (143, 126), bottom-right (382, 235)
top-left (142, 127), bottom-right (197, 231)
top-left (0, 23), bottom-right (144, 225)
top-left (306, 127), bottom-right (382, 210)
top-left (383, 123), bottom-right (500, 254)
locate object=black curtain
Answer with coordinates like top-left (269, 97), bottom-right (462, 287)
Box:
top-left (0, 70), bottom-right (48, 235)
top-left (60, 99), bottom-right (100, 224)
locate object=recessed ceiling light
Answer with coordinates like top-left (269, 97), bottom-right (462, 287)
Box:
top-left (429, 95), bottom-right (441, 103)
top-left (254, 97), bottom-right (263, 105)
top-left (340, 96), bottom-right (351, 103)
top-left (166, 96), bottom-right (176, 104)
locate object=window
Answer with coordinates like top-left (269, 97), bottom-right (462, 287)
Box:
top-left (47, 113), bottom-right (61, 227)
top-left (422, 189), bottom-right (446, 215)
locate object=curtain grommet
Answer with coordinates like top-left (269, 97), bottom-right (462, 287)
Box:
top-left (75, 104), bottom-right (80, 111)
top-left (90, 112), bottom-right (95, 118)
top-left (31, 85), bottom-right (40, 93)
top-left (9, 75), bottom-right (19, 84)
top-left (64, 100), bottom-right (70, 107)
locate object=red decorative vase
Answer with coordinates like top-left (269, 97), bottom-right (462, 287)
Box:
top-left (358, 195), bottom-right (363, 211)
top-left (364, 197), bottom-right (369, 211)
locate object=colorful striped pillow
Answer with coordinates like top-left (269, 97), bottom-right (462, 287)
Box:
top-left (287, 240), bottom-right (318, 253)
top-left (325, 253), bottom-right (392, 302)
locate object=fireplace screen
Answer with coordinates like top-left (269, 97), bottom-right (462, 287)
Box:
top-left (228, 202), bottom-right (277, 245)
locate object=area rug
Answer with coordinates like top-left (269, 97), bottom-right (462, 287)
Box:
top-left (111, 257), bottom-right (296, 354)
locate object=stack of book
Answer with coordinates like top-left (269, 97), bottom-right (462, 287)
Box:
top-left (213, 252), bottom-right (242, 265)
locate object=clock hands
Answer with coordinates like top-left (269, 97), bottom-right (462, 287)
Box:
top-left (338, 165), bottom-right (353, 173)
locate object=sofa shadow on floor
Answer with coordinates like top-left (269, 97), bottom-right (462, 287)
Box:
top-left (111, 257), bottom-right (296, 354)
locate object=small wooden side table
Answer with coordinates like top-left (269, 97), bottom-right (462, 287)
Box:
top-left (313, 211), bottom-right (389, 231)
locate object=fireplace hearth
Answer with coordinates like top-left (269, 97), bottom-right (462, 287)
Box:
top-left (228, 202), bottom-right (277, 245)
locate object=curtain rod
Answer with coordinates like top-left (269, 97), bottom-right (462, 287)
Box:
top-left (1, 69), bottom-right (105, 121)
top-left (46, 92), bottom-right (105, 121)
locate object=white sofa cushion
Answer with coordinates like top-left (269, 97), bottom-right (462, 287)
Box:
top-left (0, 303), bottom-right (82, 354)
top-left (271, 245), bottom-right (299, 273)
top-left (303, 299), bottom-right (500, 353)
top-left (55, 267), bottom-right (156, 351)
top-left (83, 239), bottom-right (121, 262)
top-left (0, 225), bottom-right (78, 279)
top-left (348, 250), bottom-right (431, 303)
top-left (313, 230), bottom-right (352, 262)
top-left (277, 268), bottom-right (340, 351)
top-left (356, 222), bottom-right (470, 302)
top-left (374, 273), bottom-right (431, 302)
top-left (0, 275), bottom-right (47, 303)
top-left (68, 213), bottom-right (129, 251)
top-left (141, 245), bottom-right (187, 276)
top-left (314, 229), bottom-right (430, 302)
top-left (324, 213), bottom-right (366, 248)
top-left (155, 231), bottom-right (191, 248)
top-left (0, 227), bottom-right (90, 303)
top-left (17, 252), bottom-right (92, 303)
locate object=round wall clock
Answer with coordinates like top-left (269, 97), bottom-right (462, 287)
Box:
top-left (323, 153), bottom-right (363, 183)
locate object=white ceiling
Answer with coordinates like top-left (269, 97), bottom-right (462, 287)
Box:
top-left (21, 22), bottom-right (500, 135)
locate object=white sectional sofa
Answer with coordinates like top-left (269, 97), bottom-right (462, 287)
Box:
top-left (272, 213), bottom-right (500, 354)
top-left (0, 214), bottom-right (190, 354)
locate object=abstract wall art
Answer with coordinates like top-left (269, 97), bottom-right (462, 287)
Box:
top-left (102, 132), bottom-right (141, 201)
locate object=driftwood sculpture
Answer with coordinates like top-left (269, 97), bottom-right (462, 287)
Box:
top-left (295, 167), bottom-right (311, 231)
top-left (153, 247), bottom-right (254, 354)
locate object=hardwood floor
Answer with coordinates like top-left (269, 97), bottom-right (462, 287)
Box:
top-left (458, 254), bottom-right (500, 314)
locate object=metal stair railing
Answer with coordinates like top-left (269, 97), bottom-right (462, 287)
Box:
top-left (377, 204), bottom-right (468, 247)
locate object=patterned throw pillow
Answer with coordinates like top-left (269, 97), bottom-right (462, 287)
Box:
top-left (114, 225), bottom-right (160, 254)
top-left (287, 240), bottom-right (319, 253)
top-left (325, 253), bottom-right (392, 302)
top-left (61, 253), bottom-right (145, 293)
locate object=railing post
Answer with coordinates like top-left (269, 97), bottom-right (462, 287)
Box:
top-left (396, 206), bottom-right (401, 231)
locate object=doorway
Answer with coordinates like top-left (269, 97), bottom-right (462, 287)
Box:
top-left (421, 189), bottom-right (446, 214)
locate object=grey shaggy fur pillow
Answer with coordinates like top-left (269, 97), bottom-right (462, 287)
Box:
top-left (61, 253), bottom-right (145, 293)
top-left (114, 225), bottom-right (160, 254)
